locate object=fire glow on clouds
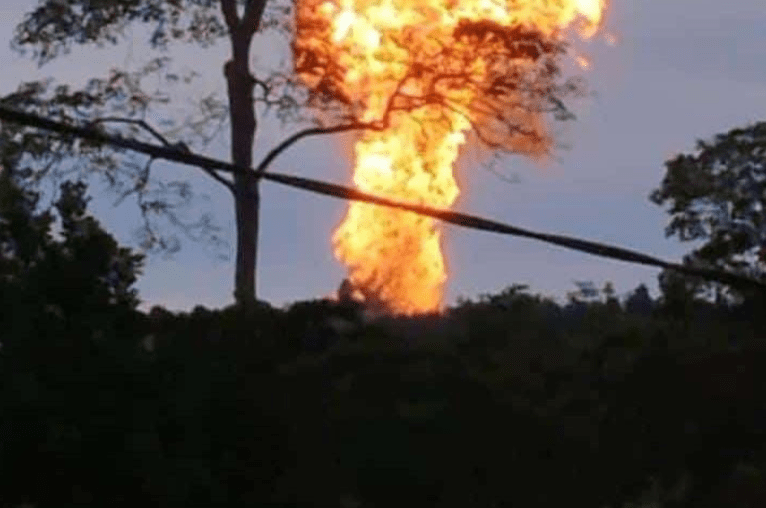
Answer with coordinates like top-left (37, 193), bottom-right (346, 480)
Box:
top-left (294, 0), bottom-right (608, 315)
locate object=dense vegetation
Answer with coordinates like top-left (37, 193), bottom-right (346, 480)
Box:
top-left (2, 1), bottom-right (764, 503)
top-left (1, 172), bottom-right (764, 508)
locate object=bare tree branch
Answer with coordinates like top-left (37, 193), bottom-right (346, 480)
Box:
top-left (196, 165), bottom-right (233, 190)
top-left (220, 0), bottom-right (239, 33)
top-left (484, 162), bottom-right (521, 185)
top-left (89, 115), bottom-right (234, 191)
top-left (254, 121), bottom-right (385, 174)
top-left (88, 117), bottom-right (174, 147)
top-left (241, 0), bottom-right (269, 37)
top-left (114, 157), bottom-right (152, 206)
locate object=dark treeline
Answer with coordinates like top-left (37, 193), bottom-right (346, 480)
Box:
top-left (1, 173), bottom-right (765, 508)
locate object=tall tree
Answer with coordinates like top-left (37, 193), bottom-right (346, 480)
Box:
top-left (7, 0), bottom-right (586, 307)
top-left (651, 121), bottom-right (766, 302)
top-left (9, 0), bottom-right (299, 306)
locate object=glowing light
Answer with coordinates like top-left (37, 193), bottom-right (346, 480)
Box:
top-left (295, 0), bottom-right (608, 314)
top-left (576, 55), bottom-right (592, 70)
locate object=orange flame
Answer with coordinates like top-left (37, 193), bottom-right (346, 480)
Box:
top-left (295, 0), bottom-right (607, 315)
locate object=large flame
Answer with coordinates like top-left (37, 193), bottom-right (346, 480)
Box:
top-left (295, 0), bottom-right (607, 315)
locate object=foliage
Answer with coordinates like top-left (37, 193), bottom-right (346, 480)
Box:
top-left (625, 283), bottom-right (653, 316)
top-left (0, 64), bottom-right (227, 254)
top-left (1, 266), bottom-right (765, 507)
top-left (651, 122), bottom-right (766, 301)
top-left (3, 9), bottom-right (765, 502)
top-left (0, 169), bottom-right (144, 314)
top-left (1, 149), bottom-right (763, 507)
top-left (0, 169), bottom-right (148, 507)
top-left (294, 13), bottom-right (583, 153)
top-left (14, 0), bottom-right (227, 63)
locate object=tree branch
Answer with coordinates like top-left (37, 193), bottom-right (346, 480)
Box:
top-left (89, 116), bottom-right (234, 191)
top-left (254, 121), bottom-right (385, 174)
top-left (114, 157), bottom-right (153, 206)
top-left (88, 117), bottom-right (174, 147)
top-left (220, 0), bottom-right (239, 33)
top-left (241, 0), bottom-right (268, 37)
top-left (198, 161), bottom-right (234, 190)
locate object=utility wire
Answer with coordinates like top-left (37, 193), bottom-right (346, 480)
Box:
top-left (1, 105), bottom-right (764, 294)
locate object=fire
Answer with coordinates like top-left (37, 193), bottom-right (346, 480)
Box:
top-left (295, 0), bottom-right (607, 314)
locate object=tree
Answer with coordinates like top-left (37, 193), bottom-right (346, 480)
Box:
top-left (0, 167), bottom-right (144, 335)
top-left (625, 283), bottom-right (653, 317)
top-left (7, 0), bottom-right (588, 307)
top-left (651, 122), bottom-right (766, 302)
top-left (0, 168), bottom-right (149, 506)
top-left (9, 0), bottom-right (287, 307)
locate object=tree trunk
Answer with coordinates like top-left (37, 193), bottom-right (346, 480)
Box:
top-left (225, 36), bottom-right (258, 307)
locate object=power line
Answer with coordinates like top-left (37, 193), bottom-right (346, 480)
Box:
top-left (1, 105), bottom-right (764, 294)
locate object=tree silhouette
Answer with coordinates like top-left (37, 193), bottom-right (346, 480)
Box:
top-left (0, 167), bottom-right (147, 507)
top-left (651, 121), bottom-right (766, 303)
top-left (625, 283), bottom-right (653, 316)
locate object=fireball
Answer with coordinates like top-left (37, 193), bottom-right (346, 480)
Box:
top-left (295, 0), bottom-right (607, 314)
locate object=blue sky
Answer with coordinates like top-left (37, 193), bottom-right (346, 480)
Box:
top-left (1, 0), bottom-right (765, 310)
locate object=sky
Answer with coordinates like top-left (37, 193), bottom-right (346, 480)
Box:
top-left (1, 0), bottom-right (765, 311)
